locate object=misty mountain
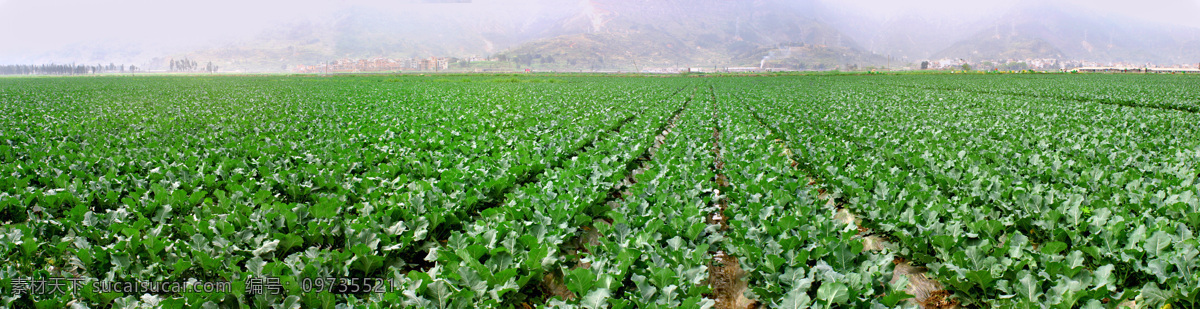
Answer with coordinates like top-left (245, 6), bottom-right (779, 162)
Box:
top-left (933, 2), bottom-right (1200, 63)
top-left (182, 0), bottom-right (885, 71)
top-left (180, 2), bottom-right (581, 71)
top-left (502, 0), bottom-right (884, 69)
top-left (820, 10), bottom-right (995, 62)
top-left (151, 0), bottom-right (1200, 71)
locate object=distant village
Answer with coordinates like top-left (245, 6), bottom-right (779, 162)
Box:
top-left (6, 55), bottom-right (1195, 76)
top-left (919, 58), bottom-right (1200, 73)
top-left (293, 57), bottom-right (452, 73)
top-left (289, 55), bottom-right (1200, 75)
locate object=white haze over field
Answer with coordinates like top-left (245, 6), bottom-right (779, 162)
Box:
top-left (0, 0), bottom-right (1198, 64)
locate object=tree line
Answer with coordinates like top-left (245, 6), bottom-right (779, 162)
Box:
top-left (1, 58), bottom-right (220, 75)
top-left (169, 58), bottom-right (218, 73)
top-left (0, 63), bottom-right (139, 75)
top-left (168, 58), bottom-right (217, 73)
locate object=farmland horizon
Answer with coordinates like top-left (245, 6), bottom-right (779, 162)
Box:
top-left (3, 1), bottom-right (1200, 307)
top-left (2, 0), bottom-right (1200, 74)
top-left (3, 73), bottom-right (1200, 308)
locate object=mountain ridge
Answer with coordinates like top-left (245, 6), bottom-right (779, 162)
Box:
top-left (122, 0), bottom-right (1200, 71)
top-left (932, 2), bottom-right (1200, 64)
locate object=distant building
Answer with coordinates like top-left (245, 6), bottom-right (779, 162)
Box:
top-left (924, 58), bottom-right (968, 70)
top-left (293, 56), bottom-right (449, 73)
top-left (726, 67), bottom-right (764, 73)
top-left (1076, 67), bottom-right (1200, 73)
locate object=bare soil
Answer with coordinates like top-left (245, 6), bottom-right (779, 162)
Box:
top-left (709, 252), bottom-right (757, 309)
top-left (707, 95), bottom-right (756, 309)
top-left (893, 258), bottom-right (958, 309)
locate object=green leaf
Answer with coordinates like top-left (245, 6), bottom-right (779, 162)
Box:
top-left (778, 215), bottom-right (800, 231)
top-left (490, 268), bottom-right (518, 286)
top-left (488, 278), bottom-right (519, 301)
top-left (816, 282), bottom-right (849, 305)
top-left (632, 274), bottom-right (657, 300)
top-left (581, 288), bottom-right (611, 309)
top-left (681, 295), bottom-right (714, 309)
top-left (609, 299), bottom-right (631, 309)
top-left (1040, 242), bottom-right (1068, 255)
top-left (650, 267), bottom-right (675, 288)
top-left (779, 287), bottom-right (813, 309)
top-left (965, 270), bottom-right (995, 289)
top-left (687, 222), bottom-right (706, 241)
top-left (566, 268), bottom-right (597, 295)
top-left (274, 233), bottom-right (304, 254)
top-left (1143, 231), bottom-right (1172, 257)
top-left (1092, 264), bottom-right (1115, 291)
top-left (1018, 273), bottom-right (1041, 301)
top-left (1139, 282), bottom-right (1174, 308)
top-left (276, 295), bottom-right (302, 309)
top-left (526, 245), bottom-right (549, 271)
top-left (111, 251), bottom-right (131, 269)
top-left (428, 280), bottom-right (459, 309)
top-left (252, 239), bottom-right (280, 257)
top-left (881, 290), bottom-right (914, 308)
top-left (457, 267), bottom-right (488, 297)
top-left (931, 235), bottom-right (957, 250)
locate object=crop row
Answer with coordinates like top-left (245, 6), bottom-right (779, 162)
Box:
top-left (712, 85), bottom-right (907, 308)
top-left (410, 85), bottom-right (692, 308)
top-left (872, 74), bottom-right (1200, 112)
top-left (729, 76), bottom-right (1200, 307)
top-left (0, 76), bottom-right (684, 308)
top-left (4, 74), bottom-right (1200, 308)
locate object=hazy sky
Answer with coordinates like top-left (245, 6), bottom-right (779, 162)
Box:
top-left (1, 0), bottom-right (1198, 64)
top-left (0, 0), bottom-right (554, 63)
top-left (827, 0), bottom-right (1200, 27)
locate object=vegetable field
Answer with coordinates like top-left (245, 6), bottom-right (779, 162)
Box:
top-left (2, 74), bottom-right (1199, 308)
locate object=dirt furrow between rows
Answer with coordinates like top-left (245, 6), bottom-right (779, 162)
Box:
top-left (756, 117), bottom-right (957, 308)
top-left (707, 86), bottom-right (756, 309)
top-left (537, 88), bottom-right (696, 304)
top-left (410, 89), bottom-right (687, 277)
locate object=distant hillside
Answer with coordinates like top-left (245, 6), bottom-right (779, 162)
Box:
top-left (178, 0), bottom-right (885, 72)
top-left (936, 34), bottom-right (1066, 61)
top-left (180, 3), bottom-right (581, 72)
top-left (173, 0), bottom-right (1200, 72)
top-left (7, 0), bottom-right (1200, 71)
top-left (935, 3), bottom-right (1200, 63)
top-left (822, 11), bottom-right (995, 63)
top-left (501, 0), bottom-right (885, 69)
